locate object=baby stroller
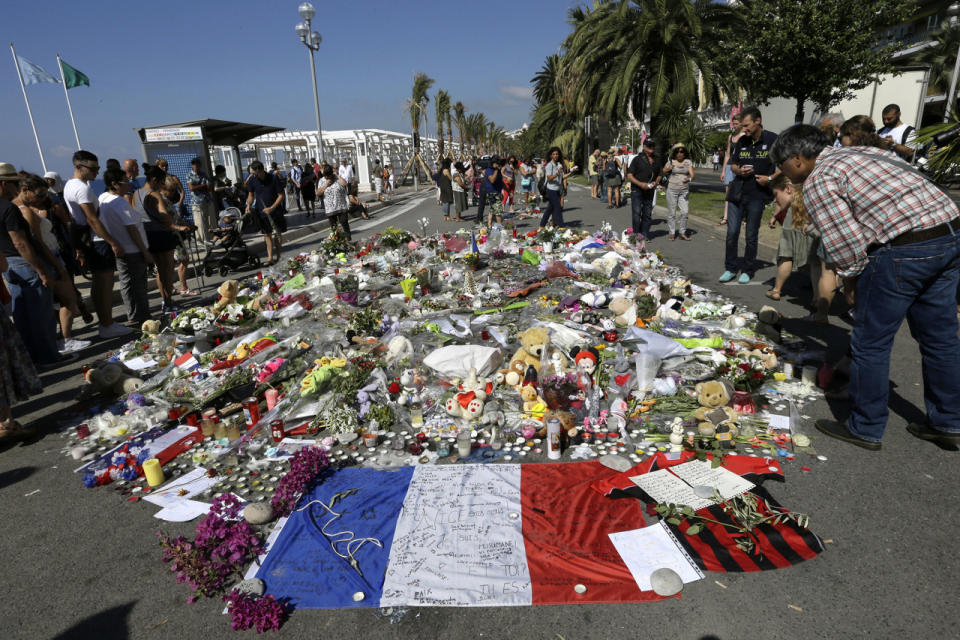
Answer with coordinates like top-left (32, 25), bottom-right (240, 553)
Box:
top-left (202, 208), bottom-right (261, 277)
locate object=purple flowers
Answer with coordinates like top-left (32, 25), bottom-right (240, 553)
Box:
top-left (223, 590), bottom-right (290, 633)
top-left (270, 446), bottom-right (330, 517)
top-left (158, 494), bottom-right (264, 601)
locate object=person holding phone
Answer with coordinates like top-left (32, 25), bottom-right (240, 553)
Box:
top-left (720, 106), bottom-right (779, 284)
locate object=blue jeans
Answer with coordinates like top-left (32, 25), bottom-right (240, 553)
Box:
top-left (725, 199), bottom-right (766, 275)
top-left (4, 256), bottom-right (60, 365)
top-left (631, 193), bottom-right (653, 238)
top-left (847, 233), bottom-right (960, 441)
top-left (539, 188), bottom-right (563, 227)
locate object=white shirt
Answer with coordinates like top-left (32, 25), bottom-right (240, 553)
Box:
top-left (878, 122), bottom-right (916, 146)
top-left (451, 167), bottom-right (464, 192)
top-left (64, 178), bottom-right (97, 226)
top-left (97, 192), bottom-right (146, 252)
top-left (545, 161), bottom-right (563, 191)
top-left (338, 164), bottom-right (354, 184)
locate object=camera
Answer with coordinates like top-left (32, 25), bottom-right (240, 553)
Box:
top-left (933, 125), bottom-right (960, 148)
top-left (476, 155), bottom-right (501, 170)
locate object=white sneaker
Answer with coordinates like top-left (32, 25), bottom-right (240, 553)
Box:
top-left (98, 323), bottom-right (133, 339)
top-left (60, 338), bottom-right (92, 353)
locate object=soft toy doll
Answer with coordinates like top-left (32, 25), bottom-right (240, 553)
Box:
top-left (213, 279), bottom-right (239, 313)
top-left (693, 380), bottom-right (739, 439)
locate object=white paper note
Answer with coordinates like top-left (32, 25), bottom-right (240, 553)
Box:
top-left (629, 469), bottom-right (713, 510)
top-left (609, 522), bottom-right (704, 592)
top-left (668, 459), bottom-right (755, 501)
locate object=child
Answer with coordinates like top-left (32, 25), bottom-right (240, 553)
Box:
top-left (766, 174), bottom-right (818, 301)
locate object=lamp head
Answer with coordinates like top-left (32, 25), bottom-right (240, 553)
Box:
top-left (310, 32), bottom-right (322, 48)
top-left (295, 22), bottom-right (309, 39)
top-left (298, 2), bottom-right (315, 20)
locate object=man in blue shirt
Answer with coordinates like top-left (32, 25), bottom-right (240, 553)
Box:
top-left (475, 156), bottom-right (503, 227)
top-left (245, 161), bottom-right (286, 266)
top-left (719, 106), bottom-right (779, 284)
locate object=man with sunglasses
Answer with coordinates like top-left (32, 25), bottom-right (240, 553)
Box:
top-left (63, 150), bottom-right (131, 339)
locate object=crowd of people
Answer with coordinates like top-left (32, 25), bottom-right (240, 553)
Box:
top-left (0, 149), bottom-right (381, 442)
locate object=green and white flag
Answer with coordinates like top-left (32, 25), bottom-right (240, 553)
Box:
top-left (60, 58), bottom-right (89, 89)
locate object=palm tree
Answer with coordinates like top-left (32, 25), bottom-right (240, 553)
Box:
top-left (558, 0), bottom-right (740, 152)
top-left (915, 22), bottom-right (960, 97)
top-left (453, 101), bottom-right (467, 158)
top-left (435, 89), bottom-right (450, 157)
top-left (466, 113), bottom-right (487, 155)
top-left (403, 71), bottom-right (434, 146)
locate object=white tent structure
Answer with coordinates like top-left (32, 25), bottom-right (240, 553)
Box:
top-left (245, 128), bottom-right (464, 191)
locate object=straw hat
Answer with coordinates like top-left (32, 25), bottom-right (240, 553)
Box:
top-left (0, 162), bottom-right (19, 181)
top-left (670, 142), bottom-right (688, 153)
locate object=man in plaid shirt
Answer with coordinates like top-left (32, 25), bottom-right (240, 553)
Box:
top-left (772, 123), bottom-right (960, 450)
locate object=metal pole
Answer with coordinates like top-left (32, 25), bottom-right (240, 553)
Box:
top-left (945, 40), bottom-right (960, 122)
top-left (10, 43), bottom-right (47, 173)
top-left (304, 23), bottom-right (324, 161)
top-left (56, 54), bottom-right (81, 149)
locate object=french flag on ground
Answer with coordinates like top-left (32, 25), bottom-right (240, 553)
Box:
top-left (254, 461), bottom-right (669, 608)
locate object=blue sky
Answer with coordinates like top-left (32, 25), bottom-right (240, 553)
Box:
top-left (3, 0), bottom-right (582, 178)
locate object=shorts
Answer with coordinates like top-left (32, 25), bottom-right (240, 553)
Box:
top-left (605, 174), bottom-right (622, 187)
top-left (145, 226), bottom-right (179, 253)
top-left (254, 209), bottom-right (287, 235)
top-left (723, 165), bottom-right (734, 186)
top-left (375, 178), bottom-right (383, 195)
top-left (85, 240), bottom-right (116, 273)
top-left (520, 179), bottom-right (534, 194)
top-left (591, 174), bottom-right (599, 185)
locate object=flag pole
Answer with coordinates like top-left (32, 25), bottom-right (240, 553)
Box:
top-left (56, 53), bottom-right (81, 149)
top-left (10, 43), bottom-right (47, 173)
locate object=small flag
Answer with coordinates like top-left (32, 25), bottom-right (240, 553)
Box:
top-left (60, 58), bottom-right (90, 89)
top-left (16, 55), bottom-right (59, 85)
top-left (174, 352), bottom-right (200, 371)
top-left (471, 230), bottom-right (478, 254)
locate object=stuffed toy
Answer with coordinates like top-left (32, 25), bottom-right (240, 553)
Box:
top-left (398, 368), bottom-right (425, 406)
top-left (608, 296), bottom-right (637, 328)
top-left (569, 346), bottom-right (599, 379)
top-left (480, 400), bottom-right (505, 428)
top-left (579, 290), bottom-right (610, 308)
top-left (606, 344), bottom-right (634, 396)
top-left (542, 409), bottom-right (577, 441)
top-left (693, 380), bottom-right (739, 438)
top-left (140, 319), bottom-right (161, 338)
top-left (84, 362), bottom-right (144, 397)
top-left (511, 327), bottom-right (567, 373)
top-left (521, 384), bottom-right (547, 421)
top-left (496, 359), bottom-right (527, 389)
top-left (213, 279), bottom-right (240, 313)
top-left (445, 368), bottom-right (490, 421)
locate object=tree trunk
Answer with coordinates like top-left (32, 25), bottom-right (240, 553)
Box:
top-left (794, 98), bottom-right (805, 125)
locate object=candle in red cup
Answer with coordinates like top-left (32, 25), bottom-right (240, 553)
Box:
top-left (265, 388), bottom-right (279, 411)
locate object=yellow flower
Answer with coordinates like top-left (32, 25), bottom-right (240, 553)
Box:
top-left (330, 358), bottom-right (348, 368)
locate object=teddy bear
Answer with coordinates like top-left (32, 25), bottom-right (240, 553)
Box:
top-left (445, 368), bottom-right (489, 421)
top-left (480, 399), bottom-right (505, 428)
top-left (84, 362), bottom-right (144, 397)
top-left (521, 384), bottom-right (547, 421)
top-left (213, 279), bottom-right (239, 313)
top-left (693, 380), bottom-right (739, 439)
top-left (511, 327), bottom-right (567, 374)
top-left (496, 359), bottom-right (528, 389)
top-left (608, 296), bottom-right (637, 328)
top-left (140, 319), bottom-right (161, 337)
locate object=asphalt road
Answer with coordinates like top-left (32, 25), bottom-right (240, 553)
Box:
top-left (1, 183), bottom-right (957, 640)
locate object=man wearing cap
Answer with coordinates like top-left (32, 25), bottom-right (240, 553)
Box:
top-left (0, 162), bottom-right (72, 366)
top-left (187, 157), bottom-right (215, 245)
top-left (771, 123), bottom-right (960, 450)
top-left (626, 138), bottom-right (663, 239)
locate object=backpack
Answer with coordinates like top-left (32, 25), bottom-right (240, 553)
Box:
top-left (537, 171), bottom-right (547, 197)
top-left (900, 126), bottom-right (915, 145)
top-left (604, 159), bottom-right (619, 178)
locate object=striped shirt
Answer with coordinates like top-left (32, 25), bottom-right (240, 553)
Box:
top-left (803, 146), bottom-right (959, 278)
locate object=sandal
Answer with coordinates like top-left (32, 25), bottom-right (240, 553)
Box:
top-left (443, 216), bottom-right (453, 221)
top-left (0, 421), bottom-right (34, 444)
top-left (765, 289), bottom-right (781, 301)
top-left (179, 288), bottom-right (199, 296)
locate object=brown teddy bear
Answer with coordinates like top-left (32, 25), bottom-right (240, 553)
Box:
top-left (511, 326), bottom-right (567, 374)
top-left (496, 359), bottom-right (528, 389)
top-left (140, 319), bottom-right (161, 337)
top-left (608, 297), bottom-right (637, 328)
top-left (520, 384), bottom-right (547, 421)
top-left (542, 409), bottom-right (577, 440)
top-left (84, 362), bottom-right (144, 397)
top-left (213, 279), bottom-right (239, 313)
top-left (693, 379), bottom-right (739, 438)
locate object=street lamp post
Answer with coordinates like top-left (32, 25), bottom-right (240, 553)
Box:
top-left (943, 2), bottom-right (960, 123)
top-left (296, 2), bottom-right (325, 161)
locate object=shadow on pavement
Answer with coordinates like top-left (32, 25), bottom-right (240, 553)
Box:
top-left (52, 601), bottom-right (135, 640)
top-left (0, 466), bottom-right (36, 490)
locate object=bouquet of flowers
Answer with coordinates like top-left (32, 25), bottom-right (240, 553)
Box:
top-left (218, 303), bottom-right (255, 326)
top-left (715, 350), bottom-right (768, 392)
top-left (379, 226), bottom-right (413, 248)
top-left (171, 307), bottom-right (217, 335)
top-left (319, 227), bottom-right (354, 258)
top-left (334, 273), bottom-right (359, 306)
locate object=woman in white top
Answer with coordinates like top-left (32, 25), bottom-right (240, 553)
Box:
top-left (451, 161), bottom-right (469, 221)
top-left (317, 165), bottom-right (351, 241)
top-left (661, 143), bottom-right (695, 240)
top-left (99, 169), bottom-right (154, 323)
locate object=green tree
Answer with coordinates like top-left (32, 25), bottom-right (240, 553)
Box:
top-left (453, 101), bottom-right (468, 158)
top-left (725, 0), bottom-right (914, 123)
top-left (435, 89), bottom-right (450, 157)
top-left (914, 21), bottom-right (960, 96)
top-left (404, 71), bottom-right (434, 147)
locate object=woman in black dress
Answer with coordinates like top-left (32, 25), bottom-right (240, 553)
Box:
top-left (300, 161), bottom-right (317, 218)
